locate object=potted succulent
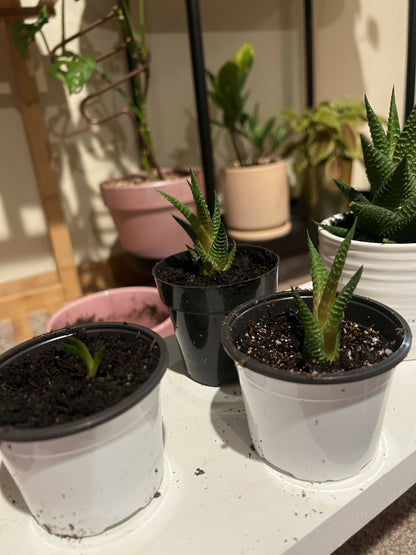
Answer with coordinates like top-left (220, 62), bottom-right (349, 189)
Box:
top-left (318, 89), bottom-right (416, 357)
top-left (11, 0), bottom-right (202, 259)
top-left (221, 223), bottom-right (411, 482)
top-left (206, 43), bottom-right (292, 241)
top-left (152, 169), bottom-right (279, 386)
top-left (281, 98), bottom-right (368, 221)
top-left (0, 322), bottom-right (168, 537)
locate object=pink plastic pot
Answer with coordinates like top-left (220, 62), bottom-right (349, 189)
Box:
top-left (47, 286), bottom-right (173, 338)
top-left (100, 168), bottom-right (205, 259)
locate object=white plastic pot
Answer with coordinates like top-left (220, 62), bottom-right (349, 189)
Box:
top-left (0, 323), bottom-right (168, 537)
top-left (221, 292), bottom-right (411, 482)
top-left (319, 213), bottom-right (416, 359)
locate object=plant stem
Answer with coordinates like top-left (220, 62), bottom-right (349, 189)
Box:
top-left (60, 0), bottom-right (66, 56)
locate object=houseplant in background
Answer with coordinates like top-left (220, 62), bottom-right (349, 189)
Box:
top-left (221, 223), bottom-right (411, 481)
top-left (206, 43), bottom-right (292, 241)
top-left (0, 322), bottom-right (168, 537)
top-left (11, 0), bottom-right (202, 259)
top-left (152, 169), bottom-right (278, 386)
top-left (318, 88), bottom-right (416, 357)
top-left (281, 98), bottom-right (367, 221)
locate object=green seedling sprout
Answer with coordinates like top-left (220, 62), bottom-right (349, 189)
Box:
top-left (157, 168), bottom-right (236, 275)
top-left (291, 221), bottom-right (363, 363)
top-left (64, 337), bottom-right (105, 379)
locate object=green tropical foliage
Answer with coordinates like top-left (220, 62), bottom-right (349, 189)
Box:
top-left (281, 99), bottom-right (367, 182)
top-left (206, 43), bottom-right (291, 166)
top-left (322, 89), bottom-right (416, 243)
top-left (157, 169), bottom-right (236, 275)
top-left (64, 337), bottom-right (105, 379)
top-left (10, 0), bottom-right (159, 180)
top-left (291, 222), bottom-right (363, 363)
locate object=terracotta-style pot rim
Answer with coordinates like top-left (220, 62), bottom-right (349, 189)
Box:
top-left (320, 213), bottom-right (416, 249)
top-left (152, 245), bottom-right (279, 292)
top-left (100, 167), bottom-right (195, 192)
top-left (224, 159), bottom-right (286, 174)
top-left (221, 291), bottom-right (412, 385)
top-left (0, 323), bottom-right (168, 442)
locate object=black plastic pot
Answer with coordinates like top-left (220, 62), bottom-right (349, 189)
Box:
top-left (221, 291), bottom-right (412, 384)
top-left (152, 246), bottom-right (279, 386)
top-left (0, 322), bottom-right (168, 441)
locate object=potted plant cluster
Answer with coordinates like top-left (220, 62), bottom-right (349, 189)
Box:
top-left (152, 169), bottom-right (279, 386)
top-left (281, 98), bottom-right (368, 221)
top-left (318, 88), bottom-right (416, 357)
top-left (0, 322), bottom-right (168, 537)
top-left (206, 43), bottom-right (292, 241)
top-left (221, 222), bottom-right (411, 482)
top-left (11, 0), bottom-right (202, 259)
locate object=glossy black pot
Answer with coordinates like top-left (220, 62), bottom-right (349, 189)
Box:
top-left (152, 246), bottom-right (279, 386)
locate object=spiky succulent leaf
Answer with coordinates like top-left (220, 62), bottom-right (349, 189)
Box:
top-left (333, 179), bottom-right (370, 205)
top-left (317, 222), bottom-right (356, 327)
top-left (317, 222), bottom-right (348, 238)
top-left (321, 265), bottom-right (363, 360)
top-left (393, 104), bottom-right (416, 166)
top-left (373, 158), bottom-right (416, 210)
top-left (361, 135), bottom-right (397, 195)
top-left (64, 337), bottom-right (105, 379)
top-left (306, 233), bottom-right (327, 319)
top-left (350, 202), bottom-right (396, 240)
top-left (291, 288), bottom-right (327, 364)
top-left (157, 170), bottom-right (235, 275)
top-left (365, 94), bottom-right (387, 155)
top-left (187, 168), bottom-right (211, 234)
top-left (386, 89), bottom-right (401, 157)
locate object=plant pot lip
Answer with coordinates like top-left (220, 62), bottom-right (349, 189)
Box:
top-left (46, 286), bottom-right (169, 334)
top-left (221, 290), bottom-right (412, 385)
top-left (319, 213), bottom-right (416, 249)
top-left (0, 323), bottom-right (168, 442)
top-left (152, 245), bottom-right (279, 291)
top-left (99, 167), bottom-right (198, 191)
top-left (224, 159), bottom-right (286, 173)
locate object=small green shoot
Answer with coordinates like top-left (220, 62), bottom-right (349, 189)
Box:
top-left (64, 337), bottom-right (105, 379)
top-left (291, 221), bottom-right (363, 363)
top-left (157, 168), bottom-right (236, 275)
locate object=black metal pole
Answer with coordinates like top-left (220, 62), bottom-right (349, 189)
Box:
top-left (405, 0), bottom-right (416, 117)
top-left (304, 0), bottom-right (314, 107)
top-left (185, 0), bottom-right (216, 212)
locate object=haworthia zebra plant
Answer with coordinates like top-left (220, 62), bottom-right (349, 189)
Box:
top-left (321, 88), bottom-right (416, 243)
top-left (291, 222), bottom-right (363, 363)
top-left (157, 169), bottom-right (236, 275)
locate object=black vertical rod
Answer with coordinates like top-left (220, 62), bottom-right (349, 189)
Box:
top-left (304, 0), bottom-right (314, 107)
top-left (405, 0), bottom-right (416, 117)
top-left (185, 0), bottom-right (215, 212)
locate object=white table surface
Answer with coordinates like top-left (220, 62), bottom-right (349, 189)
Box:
top-left (1, 334), bottom-right (416, 555)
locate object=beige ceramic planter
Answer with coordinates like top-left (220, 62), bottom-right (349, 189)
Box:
top-left (222, 160), bottom-right (291, 241)
top-left (100, 168), bottom-right (204, 259)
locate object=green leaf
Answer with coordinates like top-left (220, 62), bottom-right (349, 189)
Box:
top-left (49, 55), bottom-right (96, 94)
top-left (291, 288), bottom-right (327, 363)
top-left (393, 103), bottom-right (416, 167)
top-left (188, 168), bottom-right (211, 234)
top-left (306, 232), bottom-right (327, 319)
top-left (360, 135), bottom-right (397, 195)
top-left (317, 223), bottom-right (349, 238)
top-left (386, 88), bottom-right (401, 157)
top-left (373, 157), bottom-right (416, 210)
top-left (10, 5), bottom-right (50, 58)
top-left (364, 94), bottom-right (387, 154)
top-left (352, 201), bottom-right (396, 239)
top-left (333, 179), bottom-right (370, 205)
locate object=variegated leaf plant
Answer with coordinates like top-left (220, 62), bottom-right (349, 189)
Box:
top-left (321, 88), bottom-right (416, 242)
top-left (157, 169), bottom-right (236, 275)
top-left (291, 221), bottom-right (363, 363)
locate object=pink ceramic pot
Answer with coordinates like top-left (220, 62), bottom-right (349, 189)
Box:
top-left (47, 286), bottom-right (173, 338)
top-left (100, 168), bottom-right (204, 259)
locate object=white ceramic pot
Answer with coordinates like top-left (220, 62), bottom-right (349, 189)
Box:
top-left (319, 214), bottom-right (416, 359)
top-left (222, 159), bottom-right (291, 241)
top-left (0, 323), bottom-right (168, 537)
top-left (221, 292), bottom-right (411, 482)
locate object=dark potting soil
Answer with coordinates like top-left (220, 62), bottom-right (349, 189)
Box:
top-left (156, 247), bottom-right (277, 287)
top-left (235, 310), bottom-right (399, 376)
top-left (0, 329), bottom-right (160, 429)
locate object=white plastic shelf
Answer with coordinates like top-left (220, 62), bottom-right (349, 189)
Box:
top-left (1, 335), bottom-right (416, 555)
